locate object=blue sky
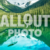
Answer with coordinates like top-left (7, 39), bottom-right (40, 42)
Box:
top-left (7, 0), bottom-right (39, 4)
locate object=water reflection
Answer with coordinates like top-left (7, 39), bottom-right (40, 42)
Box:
top-left (0, 34), bottom-right (50, 50)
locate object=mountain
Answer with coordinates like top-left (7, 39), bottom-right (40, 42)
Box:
top-left (20, 1), bottom-right (31, 8)
top-left (0, 0), bottom-right (23, 13)
top-left (0, 0), bottom-right (50, 13)
top-left (25, 1), bottom-right (31, 7)
top-left (24, 0), bottom-right (50, 11)
top-left (13, 0), bottom-right (49, 12)
top-left (17, 1), bottom-right (38, 9)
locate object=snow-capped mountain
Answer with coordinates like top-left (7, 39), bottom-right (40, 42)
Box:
top-left (16, 0), bottom-right (39, 9)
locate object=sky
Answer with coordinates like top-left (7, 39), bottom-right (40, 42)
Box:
top-left (7, 0), bottom-right (39, 4)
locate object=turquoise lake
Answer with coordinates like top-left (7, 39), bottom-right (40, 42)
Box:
top-left (0, 34), bottom-right (50, 50)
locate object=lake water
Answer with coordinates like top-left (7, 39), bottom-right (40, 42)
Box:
top-left (0, 34), bottom-right (50, 50)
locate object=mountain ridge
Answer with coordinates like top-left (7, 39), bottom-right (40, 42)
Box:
top-left (0, 0), bottom-right (23, 13)
top-left (0, 0), bottom-right (50, 13)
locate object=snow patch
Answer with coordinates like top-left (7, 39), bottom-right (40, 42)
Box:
top-left (0, 5), bottom-right (4, 9)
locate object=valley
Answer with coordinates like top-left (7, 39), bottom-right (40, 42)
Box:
top-left (0, 0), bottom-right (50, 47)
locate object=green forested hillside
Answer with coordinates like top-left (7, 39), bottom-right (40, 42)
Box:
top-left (0, 0), bottom-right (23, 12)
top-left (23, 0), bottom-right (50, 11)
